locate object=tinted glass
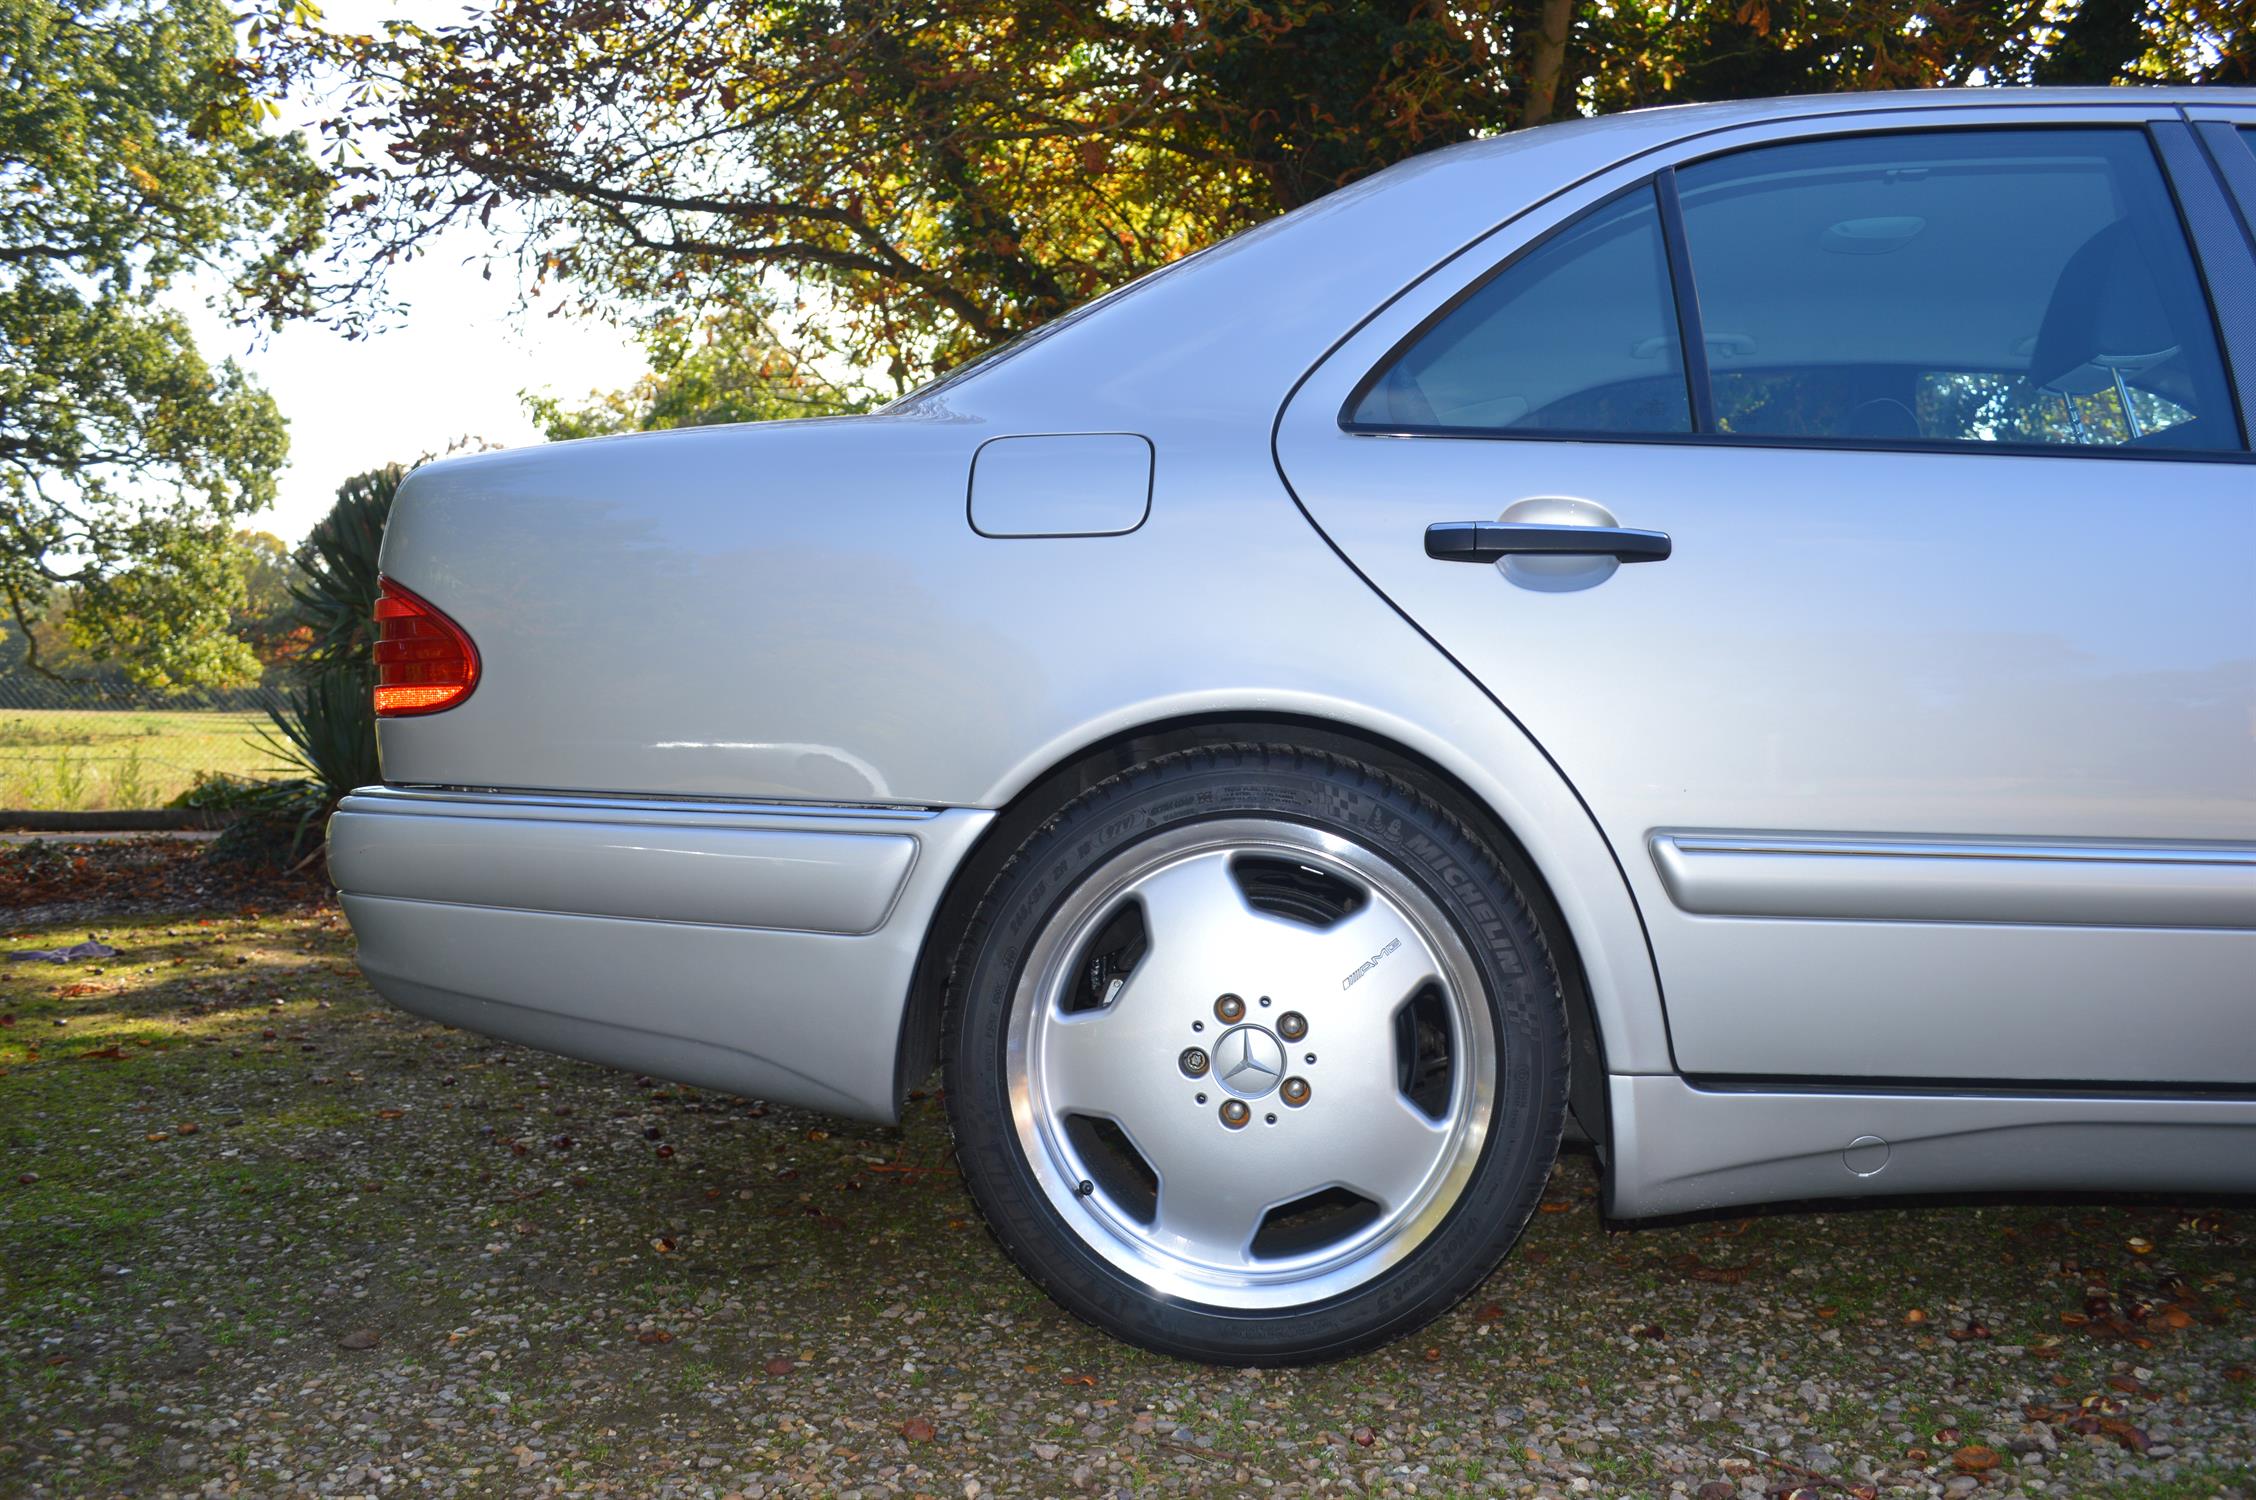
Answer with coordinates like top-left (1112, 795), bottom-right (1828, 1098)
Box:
top-left (1675, 129), bottom-right (2238, 452)
top-left (1349, 186), bottom-right (1690, 435)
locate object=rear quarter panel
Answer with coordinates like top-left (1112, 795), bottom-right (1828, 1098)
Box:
top-left (373, 411), bottom-right (1677, 1075)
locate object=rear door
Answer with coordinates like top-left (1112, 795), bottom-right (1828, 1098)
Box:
top-left (1276, 102), bottom-right (2256, 1086)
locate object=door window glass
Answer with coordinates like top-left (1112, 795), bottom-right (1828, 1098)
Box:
top-left (1674, 129), bottom-right (2238, 452)
top-left (1347, 186), bottom-right (1690, 435)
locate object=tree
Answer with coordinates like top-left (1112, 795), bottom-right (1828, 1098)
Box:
top-left (231, 529), bottom-right (307, 671)
top-left (273, 0), bottom-right (2249, 390)
top-left (526, 307), bottom-right (871, 441)
top-left (1, 0), bottom-right (327, 688)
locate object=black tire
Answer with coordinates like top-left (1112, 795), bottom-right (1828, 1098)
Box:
top-left (943, 744), bottom-right (1569, 1364)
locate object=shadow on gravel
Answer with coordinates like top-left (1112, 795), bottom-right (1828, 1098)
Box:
top-left (0, 873), bottom-right (2249, 1499)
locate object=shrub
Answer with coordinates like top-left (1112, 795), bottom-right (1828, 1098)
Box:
top-left (223, 463), bottom-right (405, 865)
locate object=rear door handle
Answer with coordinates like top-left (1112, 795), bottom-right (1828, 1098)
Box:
top-left (1425, 521), bottom-right (1672, 564)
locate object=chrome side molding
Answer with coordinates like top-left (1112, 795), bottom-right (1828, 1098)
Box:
top-left (1650, 831), bottom-right (2256, 929)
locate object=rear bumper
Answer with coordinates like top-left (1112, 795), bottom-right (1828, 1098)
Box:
top-left (328, 787), bottom-right (991, 1120)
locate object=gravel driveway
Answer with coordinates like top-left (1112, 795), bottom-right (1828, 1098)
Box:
top-left (1, 888), bottom-right (2250, 1499)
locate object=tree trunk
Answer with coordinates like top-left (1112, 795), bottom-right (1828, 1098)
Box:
top-left (1522, 0), bottom-right (1576, 128)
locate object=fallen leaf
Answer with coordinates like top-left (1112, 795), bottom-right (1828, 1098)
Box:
top-left (376, 1108), bottom-right (405, 1120)
top-left (2098, 1418), bottom-right (2150, 1453)
top-left (1952, 1445), bottom-right (1999, 1473)
top-left (1947, 1317), bottom-right (1993, 1341)
top-left (79, 1045), bottom-right (127, 1062)
top-left (763, 1356), bottom-right (795, 1376)
top-left (1351, 1426), bottom-right (1375, 1447)
top-left (16, 1172), bottom-right (36, 1186)
top-left (1472, 1302), bottom-right (1504, 1323)
top-left (1670, 1253), bottom-right (1750, 1285)
top-left (175, 1122), bottom-right (198, 1136)
top-left (650, 1236), bottom-right (677, 1254)
top-left (1059, 1373), bottom-right (1096, 1387)
top-left (900, 1416), bottom-right (936, 1442)
top-left (338, 1329), bottom-right (381, 1350)
top-left (1904, 1308), bottom-right (1929, 1324)
top-left (144, 1131), bottom-right (169, 1143)
top-left (635, 1330), bottom-right (673, 1345)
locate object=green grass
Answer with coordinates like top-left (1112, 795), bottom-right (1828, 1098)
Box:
top-left (0, 708), bottom-right (283, 810)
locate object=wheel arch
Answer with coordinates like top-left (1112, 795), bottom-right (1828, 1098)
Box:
top-left (893, 711), bottom-right (1630, 1153)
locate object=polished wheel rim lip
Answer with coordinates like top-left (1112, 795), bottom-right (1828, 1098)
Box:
top-left (1005, 816), bottom-right (1498, 1310)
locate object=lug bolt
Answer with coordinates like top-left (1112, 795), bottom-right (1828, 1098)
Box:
top-left (1214, 993), bottom-right (1245, 1023)
top-left (1219, 1099), bottom-right (1250, 1129)
top-left (1281, 1076), bottom-right (1311, 1107)
top-left (1179, 1047), bottom-right (1209, 1078)
top-left (1277, 1011), bottom-right (1307, 1042)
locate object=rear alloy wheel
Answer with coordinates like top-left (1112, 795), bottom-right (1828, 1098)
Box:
top-left (945, 746), bottom-right (1568, 1363)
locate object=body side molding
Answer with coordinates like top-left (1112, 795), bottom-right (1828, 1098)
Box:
top-left (1651, 832), bottom-right (2256, 929)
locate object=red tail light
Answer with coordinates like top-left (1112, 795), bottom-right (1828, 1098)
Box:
top-left (373, 577), bottom-right (480, 717)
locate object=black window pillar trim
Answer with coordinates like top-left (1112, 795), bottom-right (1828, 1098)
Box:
top-left (1652, 168), bottom-right (1717, 435)
top-left (2185, 119), bottom-right (2256, 250)
top-left (2147, 119), bottom-right (2256, 451)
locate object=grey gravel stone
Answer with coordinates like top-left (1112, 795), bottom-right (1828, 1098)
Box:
top-left (1, 891), bottom-right (2251, 1499)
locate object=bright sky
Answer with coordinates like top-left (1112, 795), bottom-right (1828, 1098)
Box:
top-left (172, 0), bottom-right (648, 547)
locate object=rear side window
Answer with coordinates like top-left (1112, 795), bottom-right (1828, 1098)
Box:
top-left (1347, 186), bottom-right (1690, 435)
top-left (1674, 129), bottom-right (2237, 452)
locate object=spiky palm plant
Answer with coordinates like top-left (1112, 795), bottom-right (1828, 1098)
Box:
top-left (238, 463), bottom-right (407, 864)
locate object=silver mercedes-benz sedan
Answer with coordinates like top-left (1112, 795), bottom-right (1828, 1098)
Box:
top-left (328, 88), bottom-right (2256, 1364)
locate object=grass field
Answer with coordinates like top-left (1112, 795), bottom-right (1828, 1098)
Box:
top-left (0, 708), bottom-right (284, 810)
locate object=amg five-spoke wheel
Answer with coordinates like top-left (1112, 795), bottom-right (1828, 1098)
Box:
top-left (947, 746), bottom-right (1568, 1364)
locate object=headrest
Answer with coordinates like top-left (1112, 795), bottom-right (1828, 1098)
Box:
top-left (2027, 219), bottom-right (2178, 396)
